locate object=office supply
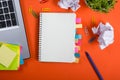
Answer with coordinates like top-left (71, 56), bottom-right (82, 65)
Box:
top-left (75, 39), bottom-right (78, 44)
top-left (76, 18), bottom-right (81, 24)
top-left (39, 0), bottom-right (48, 4)
top-left (75, 58), bottom-right (79, 63)
top-left (42, 8), bottom-right (50, 12)
top-left (88, 37), bottom-right (96, 43)
top-left (92, 22), bottom-right (114, 49)
top-left (76, 39), bottom-right (82, 46)
top-left (76, 24), bottom-right (83, 28)
top-left (20, 54), bottom-right (24, 65)
top-left (0, 42), bottom-right (20, 70)
top-left (75, 34), bottom-right (82, 39)
top-left (39, 13), bottom-right (76, 63)
top-left (85, 51), bottom-right (103, 80)
top-left (74, 53), bottom-right (80, 58)
top-left (0, 0), bottom-right (30, 59)
top-left (84, 26), bottom-right (89, 36)
top-left (75, 45), bottom-right (80, 50)
top-left (20, 46), bottom-right (24, 65)
top-left (75, 47), bottom-right (79, 53)
top-left (0, 44), bottom-right (16, 68)
top-left (92, 16), bottom-right (96, 26)
top-left (29, 8), bottom-right (39, 18)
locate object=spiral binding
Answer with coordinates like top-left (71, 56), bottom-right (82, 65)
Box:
top-left (39, 13), bottom-right (42, 61)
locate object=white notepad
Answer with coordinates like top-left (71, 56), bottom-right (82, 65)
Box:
top-left (39, 13), bottom-right (76, 63)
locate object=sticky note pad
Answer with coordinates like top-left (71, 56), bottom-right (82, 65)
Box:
top-left (76, 24), bottom-right (82, 28)
top-left (0, 42), bottom-right (20, 70)
top-left (0, 45), bottom-right (16, 68)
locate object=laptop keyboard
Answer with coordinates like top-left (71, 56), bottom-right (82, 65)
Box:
top-left (0, 0), bottom-right (18, 29)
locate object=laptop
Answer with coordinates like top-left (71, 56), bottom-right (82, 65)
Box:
top-left (0, 0), bottom-right (30, 59)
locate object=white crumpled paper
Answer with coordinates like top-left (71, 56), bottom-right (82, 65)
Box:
top-left (58, 0), bottom-right (80, 12)
top-left (92, 22), bottom-right (114, 50)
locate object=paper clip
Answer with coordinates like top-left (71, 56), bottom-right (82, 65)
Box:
top-left (92, 16), bottom-right (96, 26)
top-left (39, 0), bottom-right (48, 4)
top-left (29, 8), bottom-right (38, 18)
top-left (84, 26), bottom-right (89, 36)
top-left (88, 37), bottom-right (96, 43)
top-left (42, 8), bottom-right (50, 12)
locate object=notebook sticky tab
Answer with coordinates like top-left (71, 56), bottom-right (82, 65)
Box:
top-left (76, 24), bottom-right (82, 28)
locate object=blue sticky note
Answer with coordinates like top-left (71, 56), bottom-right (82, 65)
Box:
top-left (20, 54), bottom-right (24, 65)
top-left (74, 53), bottom-right (80, 58)
top-left (75, 34), bottom-right (82, 39)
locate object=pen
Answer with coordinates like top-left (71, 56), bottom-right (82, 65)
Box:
top-left (85, 51), bottom-right (103, 80)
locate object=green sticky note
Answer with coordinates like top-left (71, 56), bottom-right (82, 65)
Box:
top-left (0, 42), bottom-right (20, 70)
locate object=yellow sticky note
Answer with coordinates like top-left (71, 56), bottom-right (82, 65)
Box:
top-left (76, 24), bottom-right (82, 28)
top-left (75, 58), bottom-right (79, 63)
top-left (0, 44), bottom-right (16, 68)
top-left (75, 39), bottom-right (78, 43)
top-left (75, 46), bottom-right (80, 50)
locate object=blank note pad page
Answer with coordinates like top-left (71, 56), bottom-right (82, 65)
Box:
top-left (39, 13), bottom-right (76, 63)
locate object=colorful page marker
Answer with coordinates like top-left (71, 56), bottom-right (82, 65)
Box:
top-left (76, 24), bottom-right (82, 28)
top-left (76, 18), bottom-right (81, 24)
top-left (75, 46), bottom-right (80, 50)
top-left (76, 39), bottom-right (82, 46)
top-left (74, 53), bottom-right (80, 58)
top-left (75, 39), bottom-right (78, 44)
top-left (75, 47), bottom-right (79, 53)
top-left (75, 34), bottom-right (82, 39)
top-left (75, 58), bottom-right (79, 63)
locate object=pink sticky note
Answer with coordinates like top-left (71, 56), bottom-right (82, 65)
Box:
top-left (76, 40), bottom-right (82, 46)
top-left (75, 47), bottom-right (79, 53)
top-left (78, 40), bottom-right (82, 45)
top-left (76, 18), bottom-right (81, 24)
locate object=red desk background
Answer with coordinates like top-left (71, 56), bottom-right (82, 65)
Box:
top-left (0, 0), bottom-right (120, 80)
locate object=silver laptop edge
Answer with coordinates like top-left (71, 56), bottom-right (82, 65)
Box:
top-left (0, 0), bottom-right (30, 59)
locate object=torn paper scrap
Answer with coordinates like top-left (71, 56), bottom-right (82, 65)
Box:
top-left (92, 22), bottom-right (114, 50)
top-left (58, 0), bottom-right (80, 12)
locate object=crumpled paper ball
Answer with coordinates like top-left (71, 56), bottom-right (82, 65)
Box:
top-left (58, 0), bottom-right (80, 12)
top-left (92, 22), bottom-right (114, 50)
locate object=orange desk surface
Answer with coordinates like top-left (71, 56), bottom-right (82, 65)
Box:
top-left (0, 0), bottom-right (120, 80)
